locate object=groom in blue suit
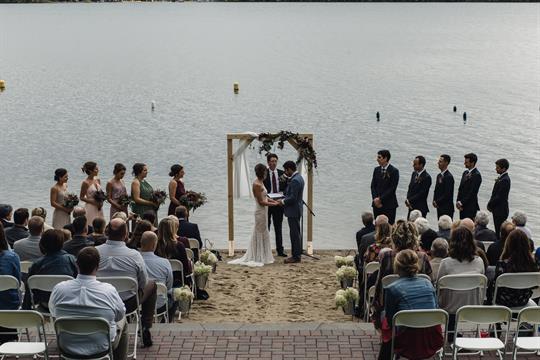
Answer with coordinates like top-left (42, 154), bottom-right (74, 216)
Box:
top-left (281, 161), bottom-right (305, 264)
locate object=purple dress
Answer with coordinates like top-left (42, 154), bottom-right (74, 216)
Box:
top-left (168, 179), bottom-right (185, 215)
top-left (109, 180), bottom-right (128, 219)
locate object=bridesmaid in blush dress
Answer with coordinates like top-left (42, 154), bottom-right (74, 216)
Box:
top-left (106, 163), bottom-right (128, 220)
top-left (80, 161), bottom-right (104, 224)
top-left (50, 168), bottom-right (72, 229)
top-left (167, 164), bottom-right (186, 216)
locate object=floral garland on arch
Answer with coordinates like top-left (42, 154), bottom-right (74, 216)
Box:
top-left (257, 131), bottom-right (318, 170)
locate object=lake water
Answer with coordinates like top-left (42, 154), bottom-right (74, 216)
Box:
top-left (0, 3), bottom-right (539, 250)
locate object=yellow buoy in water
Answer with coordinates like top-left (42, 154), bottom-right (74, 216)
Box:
top-left (233, 82), bottom-right (239, 94)
top-left (0, 80), bottom-right (5, 91)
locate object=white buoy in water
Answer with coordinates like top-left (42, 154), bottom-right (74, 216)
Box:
top-left (151, 101), bottom-right (156, 111)
top-left (233, 82), bottom-right (239, 94)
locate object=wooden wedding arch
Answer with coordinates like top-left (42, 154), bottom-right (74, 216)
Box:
top-left (226, 133), bottom-right (314, 256)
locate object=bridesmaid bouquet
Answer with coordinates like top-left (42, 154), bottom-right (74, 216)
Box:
top-left (93, 189), bottom-right (107, 204)
top-left (151, 189), bottom-right (168, 205)
top-left (117, 194), bottom-right (132, 207)
top-left (179, 191), bottom-right (207, 212)
top-left (63, 193), bottom-right (80, 209)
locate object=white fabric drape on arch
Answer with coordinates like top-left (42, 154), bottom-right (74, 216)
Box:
top-left (233, 132), bottom-right (257, 199)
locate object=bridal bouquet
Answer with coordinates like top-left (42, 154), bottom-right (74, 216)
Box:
top-left (93, 189), bottom-right (107, 203)
top-left (334, 255), bottom-right (355, 268)
top-left (179, 191), bottom-right (207, 212)
top-left (117, 194), bottom-right (132, 207)
top-left (151, 189), bottom-right (168, 205)
top-left (63, 193), bottom-right (79, 209)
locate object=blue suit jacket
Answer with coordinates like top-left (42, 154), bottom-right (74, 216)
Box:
top-left (283, 173), bottom-right (304, 219)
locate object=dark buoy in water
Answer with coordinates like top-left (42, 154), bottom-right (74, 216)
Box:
top-left (463, 112), bottom-right (467, 122)
top-left (376, 112), bottom-right (380, 122)
top-left (151, 101), bottom-right (155, 112)
top-left (453, 106), bottom-right (457, 112)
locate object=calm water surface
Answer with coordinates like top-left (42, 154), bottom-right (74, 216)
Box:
top-left (0, 3), bottom-right (539, 249)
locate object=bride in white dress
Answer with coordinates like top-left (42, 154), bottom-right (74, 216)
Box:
top-left (229, 163), bottom-right (280, 267)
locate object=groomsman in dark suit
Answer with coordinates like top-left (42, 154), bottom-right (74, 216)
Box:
top-left (456, 153), bottom-right (482, 220)
top-left (263, 153), bottom-right (288, 257)
top-left (281, 161), bottom-right (305, 264)
top-left (487, 158), bottom-right (511, 239)
top-left (433, 154), bottom-right (455, 219)
top-left (405, 155), bottom-right (432, 218)
top-left (370, 150), bottom-right (399, 224)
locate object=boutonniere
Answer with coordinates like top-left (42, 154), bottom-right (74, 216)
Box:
top-left (383, 172), bottom-right (390, 180)
top-left (438, 177), bottom-right (443, 184)
top-left (494, 177), bottom-right (500, 183)
top-left (415, 176), bottom-right (422, 184)
top-left (465, 172), bottom-right (472, 180)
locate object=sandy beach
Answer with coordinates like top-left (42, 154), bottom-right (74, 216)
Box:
top-left (181, 250), bottom-right (357, 324)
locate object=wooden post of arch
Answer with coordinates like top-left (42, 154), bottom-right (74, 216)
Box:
top-left (227, 133), bottom-right (314, 256)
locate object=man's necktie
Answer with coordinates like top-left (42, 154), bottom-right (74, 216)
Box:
top-left (272, 172), bottom-right (278, 193)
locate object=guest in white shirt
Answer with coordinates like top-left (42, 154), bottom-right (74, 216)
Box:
top-left (13, 216), bottom-right (44, 261)
top-left (49, 247), bottom-right (128, 359)
top-left (140, 231), bottom-right (175, 321)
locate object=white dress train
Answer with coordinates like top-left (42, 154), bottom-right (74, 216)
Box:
top-left (228, 188), bottom-right (274, 267)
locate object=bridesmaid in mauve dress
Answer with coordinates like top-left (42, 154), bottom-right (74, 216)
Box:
top-left (106, 163), bottom-right (129, 220)
top-left (131, 163), bottom-right (158, 223)
top-left (168, 164), bottom-right (186, 216)
top-left (50, 168), bottom-right (72, 229)
top-left (80, 161), bottom-right (104, 224)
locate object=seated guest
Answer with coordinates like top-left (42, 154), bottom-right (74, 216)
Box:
top-left (372, 220), bottom-right (432, 328)
top-left (127, 220), bottom-right (153, 249)
top-left (175, 205), bottom-right (202, 249)
top-left (31, 207), bottom-right (53, 231)
top-left (364, 222), bottom-right (392, 264)
top-left (487, 221), bottom-right (515, 266)
top-left (408, 209), bottom-right (422, 222)
top-left (4, 208), bottom-right (30, 247)
top-left (0, 204), bottom-right (14, 229)
top-left (415, 217), bottom-right (438, 253)
top-left (474, 210), bottom-right (497, 243)
top-left (23, 229), bottom-right (78, 310)
top-left (63, 216), bottom-right (94, 256)
top-left (13, 216), bottom-right (45, 261)
top-left (488, 230), bottom-right (538, 307)
top-left (49, 247), bottom-right (128, 360)
top-left (96, 218), bottom-right (156, 347)
top-left (454, 218), bottom-right (487, 252)
top-left (512, 210), bottom-right (533, 241)
top-left (140, 231), bottom-right (176, 321)
top-left (89, 217), bottom-right (107, 246)
top-left (63, 207), bottom-right (93, 235)
top-left (378, 250), bottom-right (443, 360)
top-left (0, 222), bottom-right (21, 343)
top-left (437, 226), bottom-right (485, 338)
top-left (355, 211), bottom-right (374, 254)
top-left (61, 229), bottom-right (72, 242)
top-left (436, 215), bottom-right (452, 240)
top-left (358, 215), bottom-right (389, 270)
top-left (155, 217), bottom-right (192, 282)
top-left (429, 238), bottom-right (449, 280)
top-left (141, 211), bottom-right (158, 233)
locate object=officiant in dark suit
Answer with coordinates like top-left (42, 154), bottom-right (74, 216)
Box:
top-left (487, 158), bottom-right (511, 239)
top-left (370, 150), bottom-right (399, 224)
top-left (281, 161), bottom-right (304, 264)
top-left (456, 153), bottom-right (482, 220)
top-left (263, 153), bottom-right (288, 257)
top-left (405, 155), bottom-right (432, 218)
top-left (433, 154), bottom-right (455, 219)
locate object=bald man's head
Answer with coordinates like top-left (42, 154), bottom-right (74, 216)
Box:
top-left (108, 218), bottom-right (128, 241)
top-left (375, 215), bottom-right (389, 226)
top-left (140, 231), bottom-right (158, 252)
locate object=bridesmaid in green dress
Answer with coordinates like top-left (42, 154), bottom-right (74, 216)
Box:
top-left (130, 163), bottom-right (158, 224)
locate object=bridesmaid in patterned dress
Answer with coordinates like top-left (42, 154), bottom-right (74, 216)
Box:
top-left (50, 168), bottom-right (72, 229)
top-left (106, 163), bottom-right (128, 220)
top-left (167, 164), bottom-right (186, 216)
top-left (80, 161), bottom-right (104, 224)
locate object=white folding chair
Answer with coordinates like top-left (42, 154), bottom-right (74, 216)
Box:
top-left (391, 309), bottom-right (449, 360)
top-left (188, 238), bottom-right (200, 250)
top-left (169, 259), bottom-right (185, 287)
top-left (0, 310), bottom-right (49, 359)
top-left (27, 275), bottom-right (74, 317)
top-left (98, 276), bottom-right (140, 359)
top-left (20, 260), bottom-right (33, 274)
top-left (154, 282), bottom-right (169, 324)
top-left (362, 262), bottom-right (379, 321)
top-left (453, 305), bottom-right (512, 360)
top-left (493, 273), bottom-right (540, 314)
top-left (512, 306), bottom-right (540, 359)
top-left (54, 317), bottom-right (113, 360)
top-left (0, 275), bottom-right (21, 310)
top-left (185, 248), bottom-right (194, 262)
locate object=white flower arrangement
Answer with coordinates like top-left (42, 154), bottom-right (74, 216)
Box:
top-left (335, 288), bottom-right (359, 308)
top-left (343, 287), bottom-right (359, 302)
top-left (336, 265), bottom-right (358, 281)
top-left (335, 255), bottom-right (355, 268)
top-left (335, 289), bottom-right (348, 308)
top-left (194, 261), bottom-right (213, 276)
top-left (173, 286), bottom-right (194, 302)
top-left (200, 250), bottom-right (218, 266)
